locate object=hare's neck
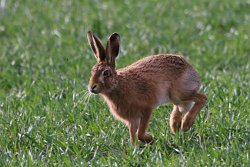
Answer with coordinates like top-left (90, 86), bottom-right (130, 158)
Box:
top-left (102, 79), bottom-right (126, 106)
top-left (101, 75), bottom-right (128, 112)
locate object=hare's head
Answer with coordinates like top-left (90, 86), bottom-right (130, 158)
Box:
top-left (87, 31), bottom-right (120, 94)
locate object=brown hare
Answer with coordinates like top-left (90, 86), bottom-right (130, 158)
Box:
top-left (87, 31), bottom-right (207, 145)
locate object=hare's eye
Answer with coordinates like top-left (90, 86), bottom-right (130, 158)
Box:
top-left (103, 69), bottom-right (110, 77)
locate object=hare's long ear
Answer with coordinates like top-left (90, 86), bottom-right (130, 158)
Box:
top-left (106, 33), bottom-right (120, 67)
top-left (87, 31), bottom-right (106, 62)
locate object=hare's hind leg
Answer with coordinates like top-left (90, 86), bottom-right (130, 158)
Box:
top-left (137, 111), bottom-right (153, 144)
top-left (181, 93), bottom-right (207, 132)
top-left (170, 105), bottom-right (182, 134)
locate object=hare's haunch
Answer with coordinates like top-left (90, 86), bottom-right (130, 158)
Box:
top-left (87, 31), bottom-right (207, 145)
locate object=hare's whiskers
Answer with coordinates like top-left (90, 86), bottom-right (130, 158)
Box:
top-left (78, 90), bottom-right (95, 110)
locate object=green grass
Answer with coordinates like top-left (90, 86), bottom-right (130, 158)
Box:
top-left (0, 0), bottom-right (249, 166)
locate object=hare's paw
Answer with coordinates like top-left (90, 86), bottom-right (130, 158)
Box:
top-left (170, 113), bottom-right (182, 134)
top-left (138, 133), bottom-right (153, 144)
top-left (181, 113), bottom-right (196, 132)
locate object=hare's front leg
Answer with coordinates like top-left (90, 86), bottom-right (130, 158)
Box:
top-left (181, 93), bottom-right (207, 131)
top-left (128, 119), bottom-right (139, 146)
top-left (170, 105), bottom-right (182, 133)
top-left (137, 112), bottom-right (153, 144)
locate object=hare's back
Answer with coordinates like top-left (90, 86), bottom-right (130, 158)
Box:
top-left (120, 54), bottom-right (190, 77)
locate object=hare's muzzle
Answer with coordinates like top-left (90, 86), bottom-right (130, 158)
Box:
top-left (88, 84), bottom-right (98, 94)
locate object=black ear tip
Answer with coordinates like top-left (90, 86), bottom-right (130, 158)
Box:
top-left (87, 31), bottom-right (92, 39)
top-left (87, 31), bottom-right (93, 35)
top-left (112, 32), bottom-right (119, 36)
top-left (110, 32), bottom-right (120, 41)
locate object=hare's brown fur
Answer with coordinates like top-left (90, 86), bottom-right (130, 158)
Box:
top-left (87, 31), bottom-right (207, 145)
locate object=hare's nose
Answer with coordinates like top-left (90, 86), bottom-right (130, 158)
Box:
top-left (89, 84), bottom-right (97, 93)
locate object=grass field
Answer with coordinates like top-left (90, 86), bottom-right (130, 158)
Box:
top-left (0, 0), bottom-right (250, 166)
